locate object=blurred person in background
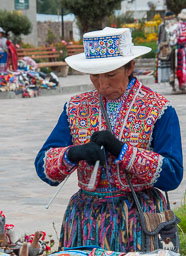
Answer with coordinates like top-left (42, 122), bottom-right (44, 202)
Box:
top-left (0, 27), bottom-right (18, 73)
top-left (176, 9), bottom-right (186, 90)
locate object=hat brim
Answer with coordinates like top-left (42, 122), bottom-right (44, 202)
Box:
top-left (65, 46), bottom-right (151, 74)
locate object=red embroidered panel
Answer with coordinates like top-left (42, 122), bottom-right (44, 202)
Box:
top-left (44, 147), bottom-right (69, 182)
top-left (67, 80), bottom-right (169, 191)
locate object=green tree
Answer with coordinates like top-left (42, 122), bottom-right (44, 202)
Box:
top-left (0, 10), bottom-right (32, 43)
top-left (37, 0), bottom-right (59, 14)
top-left (166, 0), bottom-right (186, 15)
top-left (60, 0), bottom-right (122, 34)
top-left (37, 0), bottom-right (69, 15)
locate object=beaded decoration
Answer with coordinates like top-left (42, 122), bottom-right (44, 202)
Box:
top-left (43, 79), bottom-right (169, 191)
top-left (66, 79), bottom-right (169, 192)
top-left (106, 78), bottom-right (136, 130)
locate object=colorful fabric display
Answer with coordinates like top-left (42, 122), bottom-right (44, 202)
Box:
top-left (0, 69), bottom-right (59, 97)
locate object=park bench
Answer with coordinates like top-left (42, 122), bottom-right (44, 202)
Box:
top-left (66, 44), bottom-right (84, 74)
top-left (16, 47), bottom-right (69, 77)
top-left (66, 44), bottom-right (84, 56)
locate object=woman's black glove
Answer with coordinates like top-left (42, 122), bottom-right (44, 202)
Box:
top-left (91, 131), bottom-right (123, 158)
top-left (67, 142), bottom-right (105, 166)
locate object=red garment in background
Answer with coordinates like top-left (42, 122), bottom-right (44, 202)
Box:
top-left (6, 40), bottom-right (18, 71)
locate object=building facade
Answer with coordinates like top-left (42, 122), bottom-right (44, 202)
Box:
top-left (120, 0), bottom-right (166, 19)
top-left (37, 13), bottom-right (80, 45)
top-left (0, 0), bottom-right (37, 46)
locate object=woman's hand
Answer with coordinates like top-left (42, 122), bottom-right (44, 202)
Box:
top-left (67, 142), bottom-right (105, 166)
top-left (91, 131), bottom-right (123, 158)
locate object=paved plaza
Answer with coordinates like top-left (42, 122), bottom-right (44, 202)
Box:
top-left (0, 75), bottom-right (185, 246)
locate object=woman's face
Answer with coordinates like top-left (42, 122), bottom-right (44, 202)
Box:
top-left (0, 33), bottom-right (3, 38)
top-left (90, 61), bottom-right (135, 100)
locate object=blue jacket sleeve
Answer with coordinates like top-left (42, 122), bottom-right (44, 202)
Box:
top-left (34, 103), bottom-right (73, 185)
top-left (152, 106), bottom-right (183, 191)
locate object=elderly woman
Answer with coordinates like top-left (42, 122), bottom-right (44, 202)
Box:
top-left (35, 27), bottom-right (183, 252)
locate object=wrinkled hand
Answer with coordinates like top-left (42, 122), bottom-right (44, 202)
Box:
top-left (91, 130), bottom-right (123, 158)
top-left (67, 142), bottom-right (105, 166)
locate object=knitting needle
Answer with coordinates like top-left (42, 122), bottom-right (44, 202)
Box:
top-left (87, 145), bottom-right (104, 190)
top-left (45, 145), bottom-right (104, 207)
top-left (45, 175), bottom-right (70, 209)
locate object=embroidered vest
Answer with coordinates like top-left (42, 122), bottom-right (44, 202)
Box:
top-left (67, 79), bottom-right (169, 191)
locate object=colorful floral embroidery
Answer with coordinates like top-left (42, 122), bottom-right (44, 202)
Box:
top-left (66, 79), bottom-right (169, 192)
top-left (84, 35), bottom-right (120, 59)
top-left (43, 147), bottom-right (74, 183)
top-left (115, 145), bottom-right (162, 191)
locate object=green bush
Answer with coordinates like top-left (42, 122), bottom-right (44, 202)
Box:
top-left (46, 29), bottom-right (57, 45)
top-left (174, 191), bottom-right (186, 255)
top-left (0, 10), bottom-right (32, 43)
top-left (132, 29), bottom-right (146, 41)
top-left (132, 28), bottom-right (158, 58)
top-left (20, 42), bottom-right (34, 48)
top-left (174, 191), bottom-right (186, 233)
top-left (138, 41), bottom-right (157, 58)
top-left (179, 233), bottom-right (186, 256)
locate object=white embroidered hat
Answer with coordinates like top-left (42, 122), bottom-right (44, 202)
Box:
top-left (178, 9), bottom-right (186, 20)
top-left (65, 27), bottom-right (151, 74)
top-left (0, 27), bottom-right (5, 33)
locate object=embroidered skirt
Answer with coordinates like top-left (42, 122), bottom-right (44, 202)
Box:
top-left (59, 188), bottom-right (167, 252)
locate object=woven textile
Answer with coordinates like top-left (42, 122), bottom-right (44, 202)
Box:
top-left (59, 188), bottom-right (167, 252)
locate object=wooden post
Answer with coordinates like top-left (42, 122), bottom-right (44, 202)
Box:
top-left (61, 8), bottom-right (64, 39)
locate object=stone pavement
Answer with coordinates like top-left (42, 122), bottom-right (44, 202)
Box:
top-left (0, 75), bottom-right (185, 247)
